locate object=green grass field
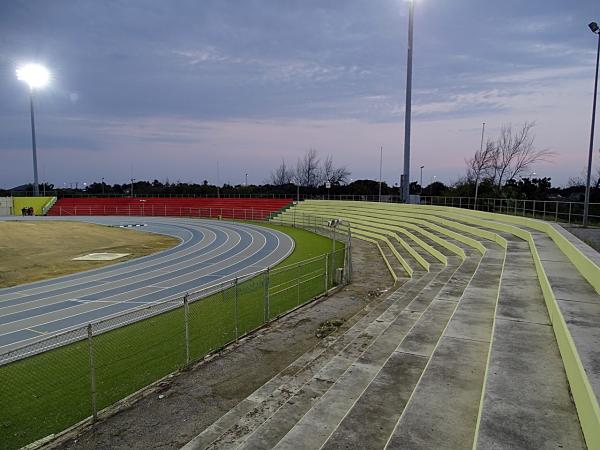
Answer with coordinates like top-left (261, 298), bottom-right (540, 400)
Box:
top-left (0, 223), bottom-right (345, 450)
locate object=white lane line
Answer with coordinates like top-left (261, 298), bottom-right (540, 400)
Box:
top-left (0, 225), bottom-right (234, 320)
top-left (9, 224), bottom-right (269, 335)
top-left (24, 328), bottom-right (45, 335)
top-left (0, 224), bottom-right (224, 306)
top-left (1, 221), bottom-right (294, 351)
top-left (0, 220), bottom-right (232, 298)
top-left (72, 227), bottom-right (252, 303)
top-left (0, 226), bottom-right (253, 333)
top-left (0, 225), bottom-right (199, 300)
top-left (0, 223), bottom-right (196, 288)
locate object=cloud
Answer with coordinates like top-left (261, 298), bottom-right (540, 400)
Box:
top-left (0, 0), bottom-right (597, 188)
top-left (486, 66), bottom-right (590, 83)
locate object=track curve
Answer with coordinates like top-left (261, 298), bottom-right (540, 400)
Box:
top-left (0, 216), bottom-right (295, 352)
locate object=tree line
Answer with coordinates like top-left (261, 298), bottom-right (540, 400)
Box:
top-left (3, 127), bottom-right (599, 201)
top-left (269, 148), bottom-right (351, 187)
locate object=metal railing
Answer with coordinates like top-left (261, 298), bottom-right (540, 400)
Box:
top-left (41, 196), bottom-right (58, 215)
top-left (51, 205), bottom-right (286, 219)
top-left (419, 196), bottom-right (600, 226)
top-left (0, 212), bottom-right (351, 450)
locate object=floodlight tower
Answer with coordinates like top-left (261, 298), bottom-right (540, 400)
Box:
top-left (402, 0), bottom-right (415, 203)
top-left (584, 21), bottom-right (600, 227)
top-left (16, 64), bottom-right (50, 197)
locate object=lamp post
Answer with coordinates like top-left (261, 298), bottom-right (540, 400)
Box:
top-left (102, 177), bottom-right (105, 195)
top-left (130, 178), bottom-right (135, 197)
top-left (584, 21), bottom-right (600, 227)
top-left (402, 0), bottom-right (415, 204)
top-left (420, 165), bottom-right (424, 194)
top-left (378, 146), bottom-right (383, 202)
top-left (16, 64), bottom-right (50, 197)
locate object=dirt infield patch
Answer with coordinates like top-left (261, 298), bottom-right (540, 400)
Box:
top-left (0, 221), bottom-right (179, 288)
top-left (56, 239), bottom-right (399, 450)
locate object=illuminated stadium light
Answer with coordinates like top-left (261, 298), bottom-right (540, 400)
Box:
top-left (16, 63), bottom-right (50, 90)
top-left (16, 63), bottom-right (51, 197)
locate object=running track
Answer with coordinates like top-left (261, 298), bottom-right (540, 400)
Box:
top-left (0, 217), bottom-right (294, 353)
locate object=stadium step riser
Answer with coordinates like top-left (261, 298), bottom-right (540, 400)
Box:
top-left (474, 237), bottom-right (586, 448)
top-left (201, 270), bottom-right (446, 449)
top-left (184, 273), bottom-right (434, 449)
top-left (181, 200), bottom-right (600, 450)
top-left (230, 255), bottom-right (479, 449)
top-left (286, 252), bottom-right (485, 450)
top-left (197, 256), bottom-right (473, 450)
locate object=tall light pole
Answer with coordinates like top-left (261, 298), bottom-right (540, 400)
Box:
top-left (16, 64), bottom-right (50, 197)
top-left (102, 177), bottom-right (105, 195)
top-left (245, 173), bottom-right (248, 186)
top-left (216, 160), bottom-right (221, 198)
top-left (378, 146), bottom-right (383, 202)
top-left (474, 122), bottom-right (486, 209)
top-left (420, 165), bottom-right (424, 194)
top-left (402, 0), bottom-right (415, 204)
top-left (584, 21), bottom-right (600, 227)
top-left (130, 178), bottom-right (135, 197)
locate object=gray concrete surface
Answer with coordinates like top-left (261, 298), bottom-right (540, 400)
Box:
top-left (476, 238), bottom-right (585, 449)
top-left (531, 231), bottom-right (600, 404)
top-left (385, 245), bottom-right (503, 450)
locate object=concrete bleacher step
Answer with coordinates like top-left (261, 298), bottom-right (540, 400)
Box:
top-left (231, 254), bottom-right (476, 449)
top-left (191, 258), bottom-right (467, 450)
top-left (279, 200), bottom-right (600, 448)
top-left (389, 238), bottom-right (435, 270)
top-left (183, 270), bottom-right (437, 449)
top-left (475, 238), bottom-right (586, 448)
top-left (529, 230), bottom-right (600, 410)
top-left (317, 255), bottom-right (481, 450)
top-left (379, 243), bottom-right (411, 279)
top-left (384, 243), bottom-right (504, 449)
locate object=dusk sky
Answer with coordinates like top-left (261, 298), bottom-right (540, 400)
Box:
top-left (1, 0), bottom-right (599, 189)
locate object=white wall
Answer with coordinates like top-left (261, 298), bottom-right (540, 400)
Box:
top-left (0, 197), bottom-right (13, 216)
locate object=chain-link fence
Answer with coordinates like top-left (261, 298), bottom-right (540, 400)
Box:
top-left (0, 219), bottom-right (349, 449)
top-left (419, 196), bottom-right (600, 226)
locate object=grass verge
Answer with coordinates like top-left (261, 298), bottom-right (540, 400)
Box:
top-left (0, 222), bottom-right (344, 449)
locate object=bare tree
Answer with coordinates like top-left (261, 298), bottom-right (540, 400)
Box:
top-left (295, 148), bottom-right (321, 187)
top-left (567, 175), bottom-right (586, 187)
top-left (466, 139), bottom-right (496, 200)
top-left (321, 154), bottom-right (351, 185)
top-left (492, 122), bottom-right (554, 189)
top-left (269, 159), bottom-right (294, 185)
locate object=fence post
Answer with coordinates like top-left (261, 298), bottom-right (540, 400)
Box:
top-left (555, 202), bottom-right (559, 222)
top-left (183, 294), bottom-right (190, 365)
top-left (347, 225), bottom-right (352, 283)
top-left (324, 253), bottom-right (329, 294)
top-left (87, 324), bottom-right (97, 421)
top-left (297, 262), bottom-right (301, 306)
top-left (543, 201), bottom-right (546, 220)
top-left (569, 202), bottom-right (573, 224)
top-left (263, 268), bottom-right (270, 322)
top-left (234, 278), bottom-right (239, 340)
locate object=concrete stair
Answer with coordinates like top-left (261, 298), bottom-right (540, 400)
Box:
top-left (182, 234), bottom-right (488, 449)
top-left (475, 237), bottom-right (585, 448)
top-left (182, 240), bottom-right (475, 449)
top-left (179, 200), bottom-right (599, 449)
